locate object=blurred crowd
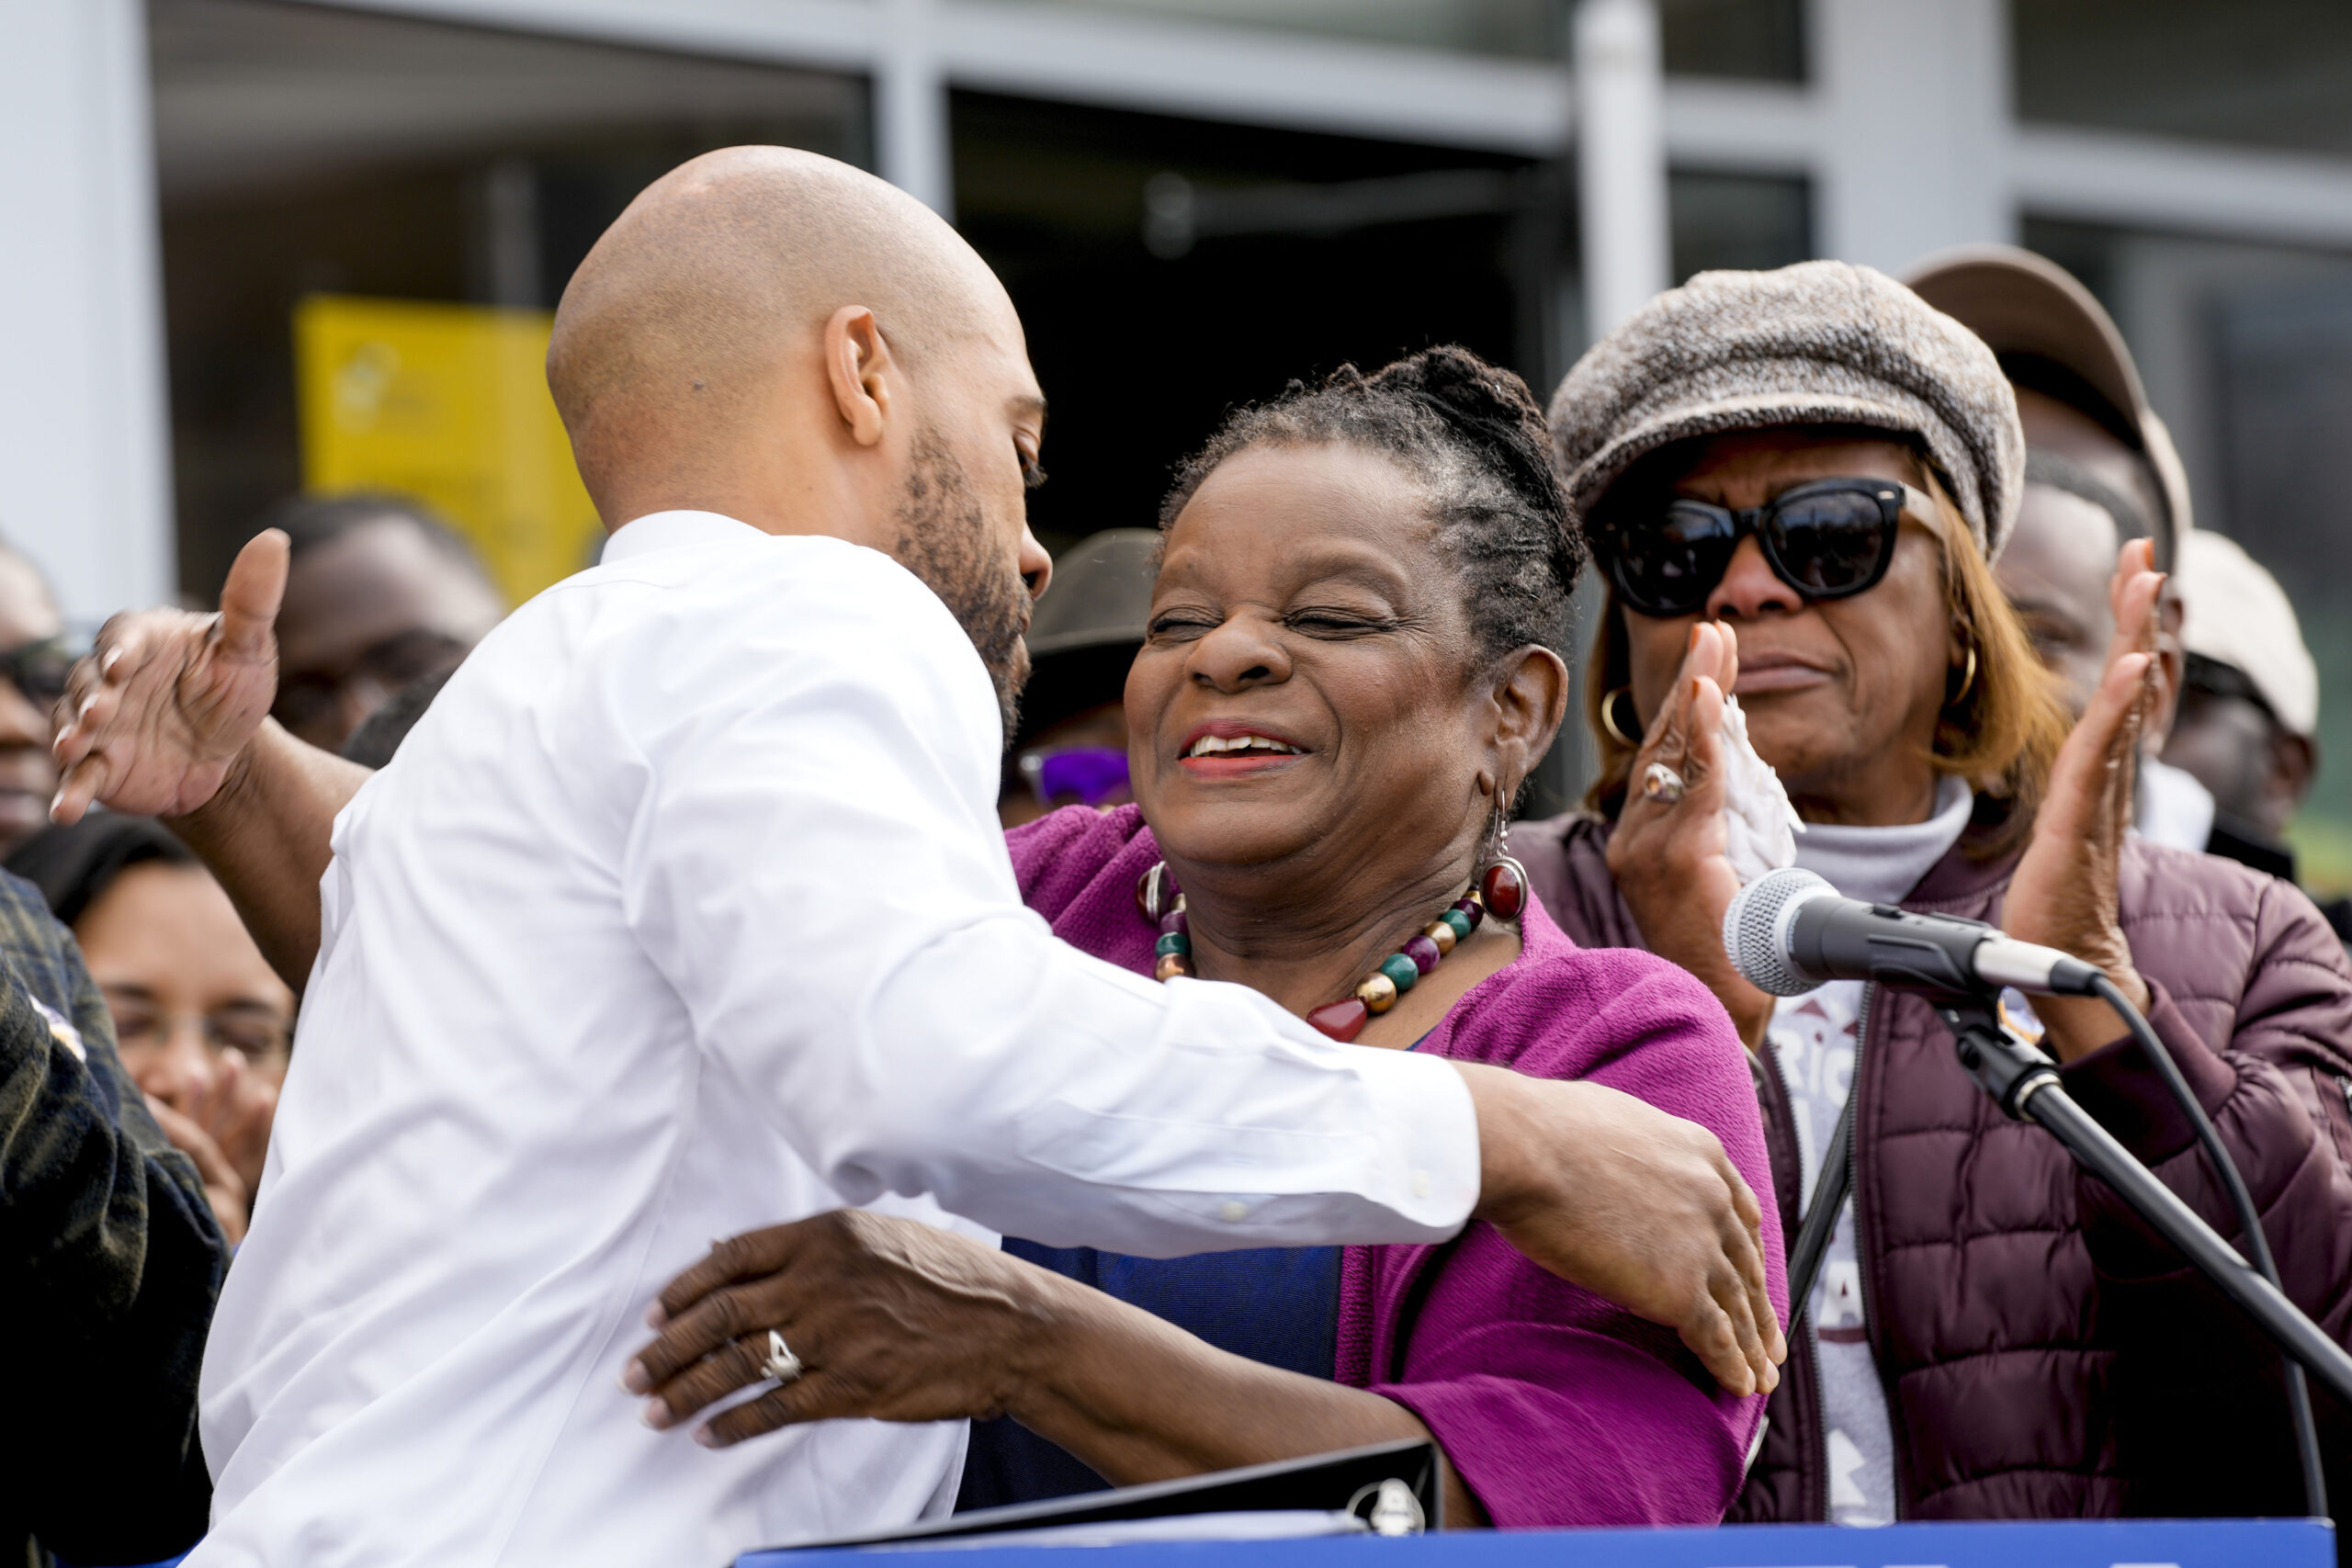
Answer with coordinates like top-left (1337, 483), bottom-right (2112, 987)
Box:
top-left (2, 204), bottom-right (2349, 1567)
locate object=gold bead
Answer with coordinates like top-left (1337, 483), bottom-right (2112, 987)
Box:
top-left (1155, 953), bottom-right (1193, 982)
top-left (1355, 971), bottom-right (1398, 1013)
top-left (1423, 920), bottom-right (1457, 954)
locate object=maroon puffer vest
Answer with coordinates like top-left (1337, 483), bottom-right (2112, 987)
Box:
top-left (1512, 812), bottom-right (2352, 1522)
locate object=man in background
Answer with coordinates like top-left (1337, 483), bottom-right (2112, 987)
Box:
top-left (1905, 244), bottom-right (2214, 850)
top-left (0, 541), bottom-right (74, 859)
top-left (2163, 530), bottom-right (2352, 942)
top-left (250, 492), bottom-right (505, 752)
top-left (999, 527), bottom-right (1155, 828)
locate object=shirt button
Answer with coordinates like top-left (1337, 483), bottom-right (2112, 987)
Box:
top-left (1219, 1200), bottom-right (1248, 1223)
top-left (1412, 1169), bottom-right (1431, 1200)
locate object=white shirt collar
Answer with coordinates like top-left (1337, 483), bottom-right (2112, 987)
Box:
top-left (600, 509), bottom-right (764, 565)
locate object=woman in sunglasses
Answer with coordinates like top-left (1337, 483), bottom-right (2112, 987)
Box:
top-left (1514, 261), bottom-right (2352, 1523)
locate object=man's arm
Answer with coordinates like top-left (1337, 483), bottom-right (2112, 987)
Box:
top-left (621, 547), bottom-right (1778, 1392)
top-left (170, 720), bottom-right (367, 992)
top-left (51, 530), bottom-right (362, 992)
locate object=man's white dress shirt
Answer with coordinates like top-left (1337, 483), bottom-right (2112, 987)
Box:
top-left (194, 512), bottom-right (1479, 1568)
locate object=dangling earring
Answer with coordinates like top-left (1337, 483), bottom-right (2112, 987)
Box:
top-left (1476, 790), bottom-right (1529, 922)
top-left (1948, 644), bottom-right (1978, 705)
top-left (1135, 862), bottom-right (1191, 979)
top-left (1600, 685), bottom-right (1639, 749)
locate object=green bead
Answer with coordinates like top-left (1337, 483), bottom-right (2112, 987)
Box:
top-left (1155, 931), bottom-right (1191, 958)
top-left (1378, 953), bottom-right (1419, 993)
top-left (1441, 908), bottom-right (1474, 942)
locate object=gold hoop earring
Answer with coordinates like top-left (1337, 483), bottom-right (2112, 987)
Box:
top-left (1949, 646), bottom-right (1978, 705)
top-left (1600, 685), bottom-right (1639, 748)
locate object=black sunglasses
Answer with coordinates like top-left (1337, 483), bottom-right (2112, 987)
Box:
top-left (1595, 477), bottom-right (1937, 619)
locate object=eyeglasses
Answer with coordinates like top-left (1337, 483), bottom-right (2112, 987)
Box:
top-left (1017, 746), bottom-right (1131, 808)
top-left (103, 995), bottom-right (293, 1068)
top-left (1594, 478), bottom-right (1937, 619)
top-left (0, 637), bottom-right (77, 709)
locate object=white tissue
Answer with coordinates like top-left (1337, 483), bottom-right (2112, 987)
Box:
top-left (1718, 696), bottom-right (1804, 886)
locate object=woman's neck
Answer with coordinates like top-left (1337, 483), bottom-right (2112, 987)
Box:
top-left (1168, 852), bottom-right (1476, 1020)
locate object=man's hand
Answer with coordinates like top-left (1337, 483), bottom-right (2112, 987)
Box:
top-left (51, 530), bottom-right (288, 826)
top-left (1457, 1062), bottom-right (1782, 1396)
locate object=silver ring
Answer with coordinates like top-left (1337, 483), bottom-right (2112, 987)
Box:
top-left (761, 1329), bottom-right (804, 1385)
top-left (1641, 761), bottom-right (1687, 804)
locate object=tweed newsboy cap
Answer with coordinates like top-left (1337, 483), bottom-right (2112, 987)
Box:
top-left (1550, 260), bottom-right (2026, 562)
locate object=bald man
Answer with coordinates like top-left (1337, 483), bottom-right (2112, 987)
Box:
top-left (55, 150), bottom-right (1775, 1567)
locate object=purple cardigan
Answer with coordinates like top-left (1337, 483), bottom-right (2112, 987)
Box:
top-left (1005, 806), bottom-right (1788, 1527)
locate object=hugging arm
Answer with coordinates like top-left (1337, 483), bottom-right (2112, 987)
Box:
top-left (628, 1211), bottom-right (1490, 1524)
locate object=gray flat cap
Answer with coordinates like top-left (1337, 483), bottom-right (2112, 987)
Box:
top-left (1549, 260), bottom-right (2026, 562)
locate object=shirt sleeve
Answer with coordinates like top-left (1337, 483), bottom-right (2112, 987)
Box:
top-left (612, 544), bottom-right (1478, 1258)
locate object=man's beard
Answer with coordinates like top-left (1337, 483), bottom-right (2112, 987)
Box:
top-left (893, 430), bottom-right (1030, 746)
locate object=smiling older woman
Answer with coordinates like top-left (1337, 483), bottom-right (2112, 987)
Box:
top-left (626, 349), bottom-right (1787, 1529)
top-left (1510, 262), bottom-right (2352, 1522)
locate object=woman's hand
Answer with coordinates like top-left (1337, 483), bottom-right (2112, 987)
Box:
top-left (624, 1210), bottom-right (1054, 1448)
top-left (145, 1094), bottom-right (248, 1246)
top-left (1605, 621), bottom-right (1775, 1046)
top-left (204, 1049), bottom-right (280, 1199)
top-left (2002, 537), bottom-right (2163, 1063)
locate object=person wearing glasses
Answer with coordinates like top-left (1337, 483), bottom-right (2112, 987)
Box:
top-left (0, 544), bottom-right (78, 858)
top-left (9, 813), bottom-right (295, 1242)
top-left (254, 491), bottom-right (506, 753)
top-left (1509, 261), bottom-right (2352, 1524)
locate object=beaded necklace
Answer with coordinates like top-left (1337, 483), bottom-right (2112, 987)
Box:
top-left (1135, 854), bottom-right (1528, 1043)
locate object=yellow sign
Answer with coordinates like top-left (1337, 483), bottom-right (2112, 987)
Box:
top-left (294, 294), bottom-right (602, 606)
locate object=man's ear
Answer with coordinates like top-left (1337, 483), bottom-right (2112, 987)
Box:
top-left (2269, 729), bottom-right (2319, 818)
top-left (824, 305), bottom-right (897, 448)
top-left (1489, 645), bottom-right (1570, 788)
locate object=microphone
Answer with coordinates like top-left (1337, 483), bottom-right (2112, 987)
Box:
top-left (1722, 867), bottom-right (2103, 998)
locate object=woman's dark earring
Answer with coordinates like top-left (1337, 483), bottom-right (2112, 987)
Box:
top-left (1476, 791), bottom-right (1529, 922)
top-left (1948, 645), bottom-right (1978, 705)
top-left (1600, 685), bottom-right (1640, 749)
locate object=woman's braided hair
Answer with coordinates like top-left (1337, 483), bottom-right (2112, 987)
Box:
top-left (1158, 344), bottom-right (1587, 663)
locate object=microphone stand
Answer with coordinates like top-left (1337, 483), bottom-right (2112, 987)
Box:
top-left (1939, 989), bottom-right (2352, 1412)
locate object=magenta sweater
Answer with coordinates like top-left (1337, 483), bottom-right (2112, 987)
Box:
top-left (1004, 806), bottom-right (1787, 1527)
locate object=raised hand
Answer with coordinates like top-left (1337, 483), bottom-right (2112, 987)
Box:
top-left (2003, 536), bottom-right (2164, 1061)
top-left (51, 530), bottom-right (288, 826)
top-left (145, 1094), bottom-right (250, 1247)
top-left (1604, 621), bottom-right (1773, 1044)
top-left (1459, 1064), bottom-right (1782, 1396)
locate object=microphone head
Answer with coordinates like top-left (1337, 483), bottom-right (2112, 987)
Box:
top-left (1722, 867), bottom-right (1835, 998)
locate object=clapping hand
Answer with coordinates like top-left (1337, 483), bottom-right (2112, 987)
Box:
top-left (2002, 536), bottom-right (2164, 1061)
top-left (1603, 621), bottom-right (1774, 1044)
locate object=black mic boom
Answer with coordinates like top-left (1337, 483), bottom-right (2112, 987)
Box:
top-left (1723, 867), bottom-right (2103, 998)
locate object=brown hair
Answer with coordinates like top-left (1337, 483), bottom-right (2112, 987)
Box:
top-left (1583, 451), bottom-right (2069, 859)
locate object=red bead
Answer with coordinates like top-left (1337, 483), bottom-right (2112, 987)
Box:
top-left (1402, 934), bottom-right (1442, 975)
top-left (1306, 998), bottom-right (1369, 1042)
top-left (1480, 860), bottom-right (1526, 920)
